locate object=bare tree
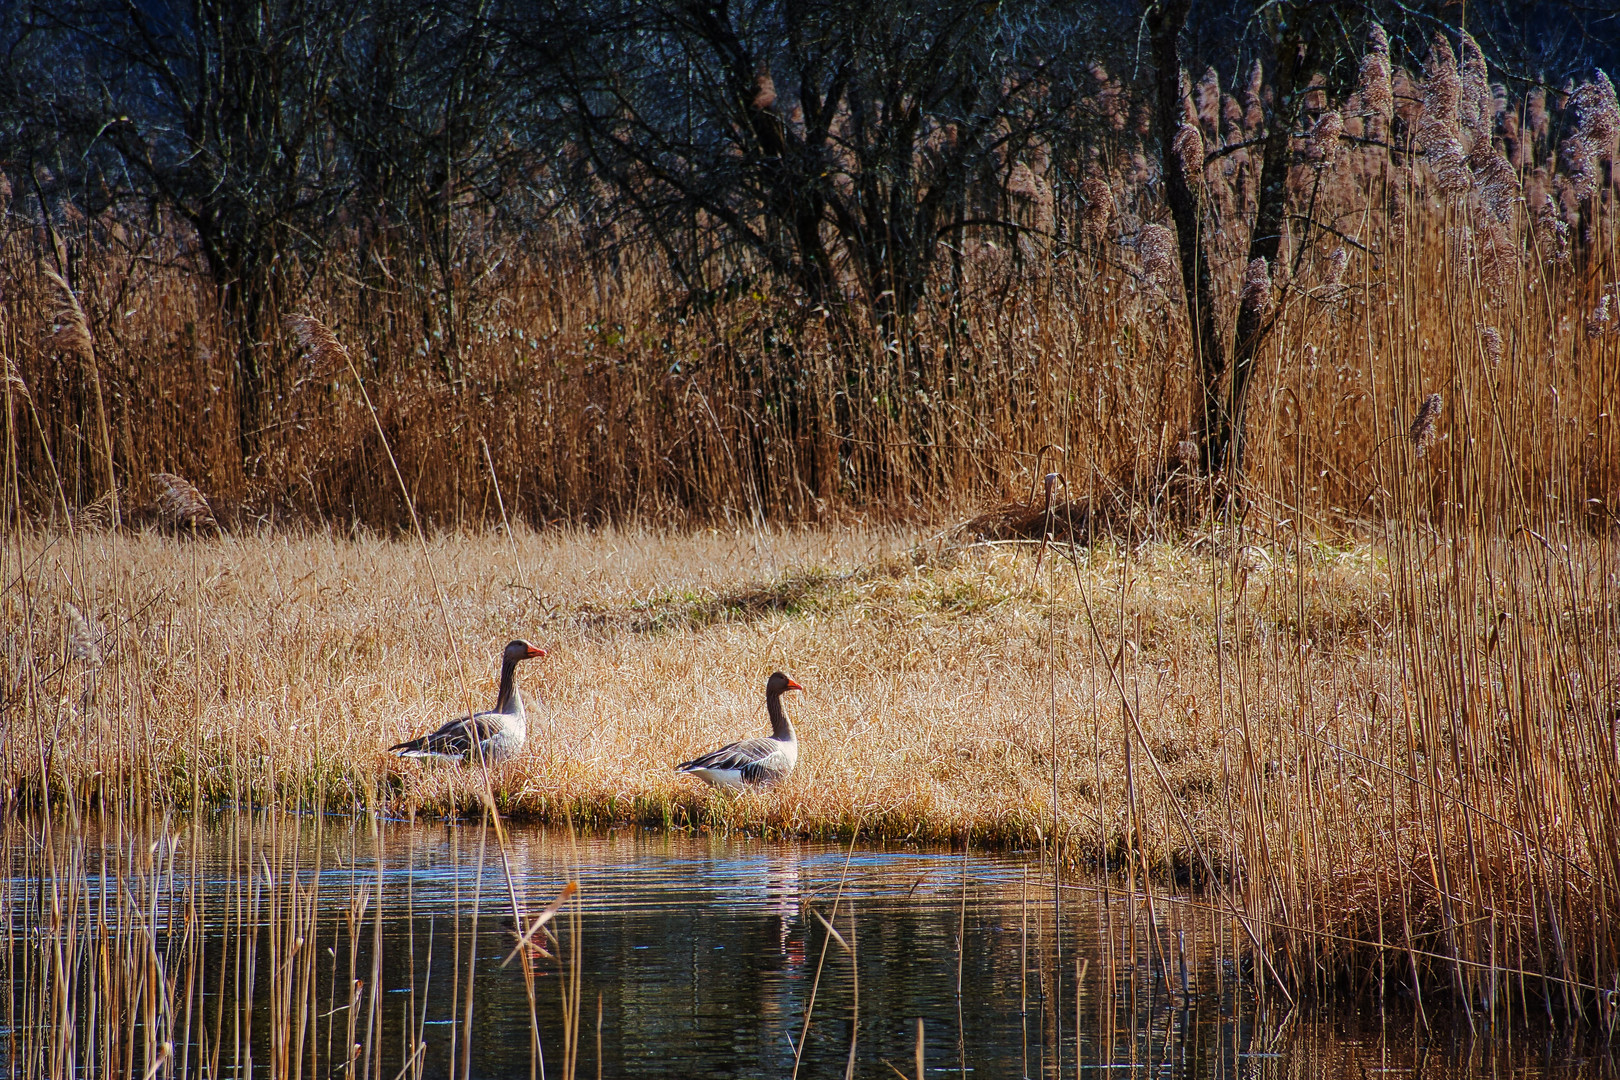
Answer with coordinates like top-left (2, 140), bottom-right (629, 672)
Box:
top-left (517, 0), bottom-right (1101, 337)
top-left (16, 0), bottom-right (356, 456)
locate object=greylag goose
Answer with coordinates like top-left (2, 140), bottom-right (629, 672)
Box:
top-left (676, 672), bottom-right (803, 788)
top-left (389, 640), bottom-right (547, 763)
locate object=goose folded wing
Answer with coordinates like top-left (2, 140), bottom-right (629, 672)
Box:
top-left (391, 712), bottom-right (504, 757)
top-left (679, 737), bottom-right (791, 782)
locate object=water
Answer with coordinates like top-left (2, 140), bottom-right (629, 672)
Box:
top-left (3, 814), bottom-right (1613, 1078)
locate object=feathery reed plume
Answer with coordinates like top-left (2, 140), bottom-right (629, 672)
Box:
top-left (1359, 25), bottom-right (1393, 123)
top-left (1221, 93), bottom-right (1243, 140)
top-left (285, 314), bottom-right (354, 379)
top-left (1589, 292), bottom-right (1616, 338)
top-left (1091, 63), bottom-right (1127, 132)
top-left (1387, 177), bottom-right (1409, 243)
top-left (1172, 124), bottom-right (1205, 185)
top-left (1080, 177), bottom-right (1113, 243)
top-left (43, 265), bottom-right (120, 527)
top-left (68, 486), bottom-right (123, 532)
top-left (1409, 393), bottom-right (1443, 455)
top-left (1173, 438), bottom-right (1198, 472)
top-left (1240, 257), bottom-right (1272, 322)
top-left (152, 471), bottom-right (220, 533)
top-left (64, 602), bottom-right (102, 666)
top-left (1320, 246), bottom-right (1350, 302)
top-left (1564, 74), bottom-right (1619, 198)
top-left (1139, 224), bottom-right (1177, 288)
top-left (1196, 67), bottom-right (1221, 134)
top-left (1570, 71), bottom-right (1620, 146)
top-left (1458, 33), bottom-right (1492, 138)
top-left (1422, 33), bottom-right (1461, 121)
top-left (1532, 191), bottom-right (1571, 263)
top-left (1418, 34), bottom-right (1471, 195)
top-left (1565, 136), bottom-right (1600, 199)
top-left (1481, 325), bottom-right (1504, 366)
top-left (1243, 61), bottom-right (1264, 134)
top-left (1179, 68), bottom-right (1199, 129)
top-left (43, 268), bottom-right (94, 360)
top-left (1470, 144), bottom-right (1521, 222)
top-left (1527, 88), bottom-right (1550, 145)
top-left (1471, 215), bottom-right (1516, 301)
top-left (1305, 111), bottom-right (1344, 167)
top-left (1324, 246), bottom-right (1349, 288)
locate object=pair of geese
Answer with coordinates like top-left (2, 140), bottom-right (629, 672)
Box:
top-left (388, 639), bottom-right (801, 788)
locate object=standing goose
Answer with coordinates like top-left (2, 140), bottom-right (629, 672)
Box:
top-left (389, 640), bottom-right (547, 763)
top-left (676, 672), bottom-right (803, 788)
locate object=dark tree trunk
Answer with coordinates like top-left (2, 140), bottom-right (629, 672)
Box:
top-left (1218, 28), bottom-right (1309, 477)
top-left (1146, 0), bottom-right (1225, 474)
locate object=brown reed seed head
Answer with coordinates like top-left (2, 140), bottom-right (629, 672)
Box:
top-left (285, 314), bottom-right (353, 379)
top-left (43, 269), bottom-right (94, 360)
top-left (1409, 393), bottom-right (1443, 455)
top-left (1240, 257), bottom-right (1272, 321)
top-left (1417, 38), bottom-right (1471, 197)
top-left (1243, 60), bottom-right (1264, 132)
top-left (1472, 216), bottom-right (1516, 301)
top-left (64, 602), bottom-right (102, 666)
top-left (1590, 292), bottom-right (1616, 338)
top-left (1422, 33), bottom-right (1461, 122)
top-left (1481, 325), bottom-right (1504, 365)
top-left (1173, 439), bottom-right (1198, 471)
top-left (1196, 67), bottom-right (1221, 133)
top-left (1564, 74), bottom-right (1619, 198)
top-left (3, 356), bottom-right (26, 391)
top-left (1360, 27), bottom-right (1393, 121)
top-left (1534, 193), bottom-right (1571, 263)
top-left (1458, 32), bottom-right (1492, 137)
top-left (1080, 177), bottom-right (1112, 241)
top-left (1306, 111), bottom-right (1344, 167)
top-left (1569, 72), bottom-right (1619, 147)
top-left (1471, 145), bottom-right (1521, 222)
top-left (1139, 224), bottom-right (1177, 288)
top-left (1172, 124), bottom-right (1204, 185)
top-left (1324, 246), bottom-right (1350, 288)
top-left (152, 472), bottom-right (219, 532)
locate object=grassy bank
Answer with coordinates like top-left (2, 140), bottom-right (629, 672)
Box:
top-left (9, 516), bottom-right (1618, 1013)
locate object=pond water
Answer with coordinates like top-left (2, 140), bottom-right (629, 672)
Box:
top-left (2, 814), bottom-right (1612, 1079)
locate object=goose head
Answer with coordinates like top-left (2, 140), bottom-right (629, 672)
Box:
top-left (504, 640), bottom-right (548, 663)
top-left (767, 671), bottom-right (803, 695)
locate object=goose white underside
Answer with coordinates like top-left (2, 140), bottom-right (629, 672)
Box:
top-left (394, 749), bottom-right (471, 765)
top-left (683, 767), bottom-right (748, 788)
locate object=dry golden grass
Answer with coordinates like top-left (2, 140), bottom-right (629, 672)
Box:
top-left (10, 522), bottom-right (1347, 845)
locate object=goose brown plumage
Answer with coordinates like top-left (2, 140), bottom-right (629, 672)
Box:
top-left (389, 640), bottom-right (547, 763)
top-left (676, 672), bottom-right (803, 788)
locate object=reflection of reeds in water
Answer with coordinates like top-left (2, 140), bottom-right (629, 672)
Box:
top-left (0, 810), bottom-right (583, 1080)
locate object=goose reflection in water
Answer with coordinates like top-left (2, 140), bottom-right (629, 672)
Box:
top-left (761, 847), bottom-right (806, 968)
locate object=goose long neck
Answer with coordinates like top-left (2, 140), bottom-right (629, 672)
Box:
top-left (766, 690), bottom-right (794, 742)
top-left (495, 657), bottom-right (523, 715)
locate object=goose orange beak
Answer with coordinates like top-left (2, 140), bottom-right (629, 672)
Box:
top-left (527, 645), bottom-right (548, 659)
top-left (785, 678), bottom-right (803, 692)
